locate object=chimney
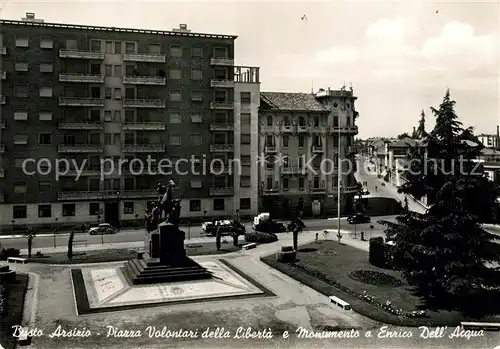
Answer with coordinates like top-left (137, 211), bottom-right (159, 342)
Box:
top-left (172, 24), bottom-right (191, 33)
top-left (22, 12), bottom-right (44, 23)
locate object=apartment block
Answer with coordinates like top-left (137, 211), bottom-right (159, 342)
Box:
top-left (257, 88), bottom-right (360, 218)
top-left (0, 13), bottom-right (260, 230)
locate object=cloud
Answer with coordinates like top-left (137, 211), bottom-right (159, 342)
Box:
top-left (364, 18), bottom-right (410, 43)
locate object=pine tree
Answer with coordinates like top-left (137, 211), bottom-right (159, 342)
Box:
top-left (416, 110), bottom-right (426, 139)
top-left (382, 89), bottom-right (500, 311)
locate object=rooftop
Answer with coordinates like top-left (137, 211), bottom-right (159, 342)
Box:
top-left (0, 18), bottom-right (237, 40)
top-left (260, 92), bottom-right (329, 112)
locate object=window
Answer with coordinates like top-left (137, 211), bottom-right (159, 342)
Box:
top-left (266, 115), bottom-right (273, 126)
top-left (125, 42), bottom-right (135, 53)
top-left (169, 112), bottom-right (181, 124)
top-left (14, 181), bottom-right (27, 194)
top-left (170, 68), bottom-right (181, 79)
top-left (114, 110), bottom-right (121, 122)
top-left (89, 203), bottom-right (100, 216)
top-left (213, 47), bottom-right (227, 58)
top-left (148, 44), bottom-right (160, 54)
top-left (190, 113), bottom-right (202, 123)
top-left (241, 155), bottom-right (251, 165)
top-left (14, 133), bottom-right (28, 144)
top-left (14, 110), bottom-right (28, 120)
top-left (90, 40), bottom-right (101, 52)
top-left (114, 88), bottom-right (122, 99)
top-left (15, 36), bottom-right (29, 47)
top-left (15, 61), bottom-right (28, 72)
top-left (38, 205), bottom-right (51, 218)
top-left (105, 88), bottom-right (112, 99)
top-left (105, 41), bottom-right (113, 53)
top-left (240, 198), bottom-right (251, 210)
top-left (13, 205), bottom-right (27, 219)
top-left (115, 42), bottom-right (122, 54)
top-left (190, 179), bottom-right (202, 188)
top-left (39, 62), bottom-right (53, 73)
top-left (40, 38), bottom-right (53, 49)
top-left (191, 69), bottom-right (202, 80)
top-left (298, 178), bottom-right (305, 190)
top-left (170, 90), bottom-right (181, 101)
top-left (189, 200), bottom-right (201, 211)
top-left (298, 135), bottom-right (305, 147)
top-left (39, 133), bottom-right (51, 145)
top-left (283, 178), bottom-right (289, 190)
top-left (240, 92), bottom-right (251, 104)
top-left (214, 68), bottom-right (227, 80)
top-left (105, 65), bottom-right (112, 76)
top-left (114, 65), bottom-right (122, 77)
top-left (39, 85), bottom-right (53, 97)
top-left (214, 90), bottom-right (227, 102)
top-left (39, 111), bottom-right (52, 121)
top-left (124, 202), bottom-right (134, 214)
top-left (191, 46), bottom-right (203, 58)
top-left (14, 157), bottom-right (25, 167)
top-left (240, 176), bottom-right (251, 187)
top-left (65, 39), bottom-right (77, 50)
top-left (113, 133), bottom-right (121, 144)
top-left (170, 134), bottom-right (181, 145)
top-left (39, 180), bottom-right (51, 192)
top-left (299, 116), bottom-right (305, 126)
top-left (104, 111), bottom-right (112, 122)
top-left (104, 133), bottom-right (112, 145)
top-left (14, 85), bottom-right (28, 97)
top-left (62, 204), bottom-right (76, 217)
top-left (170, 45), bottom-right (182, 57)
top-left (191, 91), bottom-right (202, 101)
top-left (241, 134), bottom-right (251, 144)
top-left (125, 87), bottom-right (135, 99)
top-left (213, 199), bottom-right (225, 211)
top-left (190, 134), bottom-right (202, 146)
top-left (282, 135), bottom-right (289, 147)
top-left (266, 135), bottom-right (274, 146)
top-left (283, 116), bottom-right (290, 126)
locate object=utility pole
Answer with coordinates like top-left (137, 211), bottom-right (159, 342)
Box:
top-left (337, 96), bottom-right (343, 240)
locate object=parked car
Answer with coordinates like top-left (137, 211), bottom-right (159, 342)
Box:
top-left (347, 213), bottom-right (371, 224)
top-left (361, 188), bottom-right (370, 195)
top-left (252, 213), bottom-right (287, 233)
top-left (201, 220), bottom-right (246, 236)
top-left (89, 223), bottom-right (118, 235)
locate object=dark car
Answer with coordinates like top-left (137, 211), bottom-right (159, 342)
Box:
top-left (253, 220), bottom-right (287, 234)
top-left (201, 220), bottom-right (246, 237)
top-left (347, 213), bottom-right (371, 224)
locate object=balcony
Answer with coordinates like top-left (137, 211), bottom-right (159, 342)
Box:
top-left (263, 188), bottom-right (280, 196)
top-left (0, 144), bottom-right (4, 153)
top-left (297, 125), bottom-right (308, 133)
top-left (210, 58), bottom-right (235, 66)
top-left (59, 73), bottom-right (104, 83)
top-left (312, 145), bottom-right (324, 153)
top-left (0, 47), bottom-right (6, 55)
top-left (0, 169), bottom-right (4, 178)
top-left (123, 99), bottom-right (166, 108)
top-left (209, 187), bottom-right (234, 196)
top-left (281, 125), bottom-right (294, 133)
top-left (59, 168), bottom-right (101, 177)
top-left (59, 97), bottom-right (105, 107)
top-left (0, 95), bottom-right (5, 104)
top-left (57, 189), bottom-right (158, 201)
top-left (122, 144), bottom-right (165, 153)
top-left (210, 80), bottom-right (235, 88)
top-left (210, 101), bottom-right (234, 110)
top-left (58, 122), bottom-right (103, 130)
top-left (265, 146), bottom-right (277, 153)
top-left (310, 187), bottom-right (327, 194)
top-left (343, 185), bottom-right (360, 194)
top-left (330, 125), bottom-right (359, 135)
top-left (58, 144), bottom-right (103, 153)
top-left (281, 167), bottom-right (305, 175)
top-left (210, 124), bottom-right (234, 131)
top-left (0, 70), bottom-right (5, 80)
top-left (59, 49), bottom-right (105, 59)
top-left (123, 76), bottom-right (166, 85)
top-left (210, 144), bottom-right (233, 152)
top-left (123, 122), bottom-right (165, 131)
top-left (123, 53), bottom-right (166, 63)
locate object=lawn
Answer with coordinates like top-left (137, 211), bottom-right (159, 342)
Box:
top-left (261, 240), bottom-right (500, 327)
top-left (0, 274), bottom-right (28, 349)
top-left (27, 243), bottom-right (240, 264)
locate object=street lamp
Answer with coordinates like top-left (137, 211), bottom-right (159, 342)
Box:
top-left (116, 191), bottom-right (121, 228)
top-left (54, 217), bottom-right (58, 248)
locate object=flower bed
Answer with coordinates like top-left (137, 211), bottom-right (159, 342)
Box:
top-left (348, 270), bottom-right (403, 287)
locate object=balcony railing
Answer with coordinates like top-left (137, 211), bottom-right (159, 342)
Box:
top-left (210, 101), bottom-right (234, 110)
top-left (310, 187), bottom-right (327, 194)
top-left (59, 49), bottom-right (105, 59)
top-left (210, 80), bottom-right (235, 88)
top-left (59, 97), bottom-right (105, 107)
top-left (210, 58), bottom-right (234, 66)
top-left (122, 144), bottom-right (165, 153)
top-left (0, 96), bottom-right (5, 104)
top-left (210, 124), bottom-right (234, 131)
top-left (57, 189), bottom-right (158, 201)
top-left (58, 122), bottom-right (103, 130)
top-left (281, 167), bottom-right (305, 175)
top-left (123, 53), bottom-right (166, 63)
top-left (330, 125), bottom-right (359, 134)
top-left (209, 187), bottom-right (234, 196)
top-left (0, 70), bottom-right (5, 80)
top-left (123, 122), bottom-right (165, 131)
top-left (312, 145), bottom-right (324, 153)
top-left (263, 188), bottom-right (280, 195)
top-left (59, 168), bottom-right (101, 177)
top-left (59, 73), bottom-right (104, 83)
top-left (0, 169), bottom-right (4, 178)
top-left (123, 76), bottom-right (166, 85)
top-left (0, 144), bottom-right (4, 153)
top-left (281, 125), bottom-right (294, 133)
top-left (0, 47), bottom-right (6, 55)
top-left (58, 144), bottom-right (103, 153)
top-left (265, 146), bottom-right (277, 153)
top-left (122, 99), bottom-right (166, 108)
top-left (297, 125), bottom-right (308, 133)
top-left (210, 144), bottom-right (233, 152)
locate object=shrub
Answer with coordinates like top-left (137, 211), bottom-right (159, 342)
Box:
top-left (369, 237), bottom-right (386, 267)
top-left (0, 248), bottom-right (21, 260)
top-left (281, 246), bottom-right (294, 252)
top-left (0, 283), bottom-right (8, 315)
top-left (245, 231), bottom-right (278, 244)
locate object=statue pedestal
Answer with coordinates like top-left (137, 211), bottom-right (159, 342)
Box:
top-left (159, 223), bottom-right (186, 265)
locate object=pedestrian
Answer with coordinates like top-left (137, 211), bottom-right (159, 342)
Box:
top-left (375, 185), bottom-right (378, 192)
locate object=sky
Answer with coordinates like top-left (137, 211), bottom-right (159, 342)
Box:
top-left (1, 0), bottom-right (499, 138)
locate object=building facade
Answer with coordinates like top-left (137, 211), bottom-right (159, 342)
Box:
top-left (257, 88), bottom-right (359, 218)
top-left (478, 126), bottom-right (500, 149)
top-left (0, 13), bottom-right (260, 230)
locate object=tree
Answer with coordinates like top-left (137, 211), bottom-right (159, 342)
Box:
top-left (215, 227), bottom-right (221, 251)
top-left (287, 218), bottom-right (305, 250)
top-left (24, 228), bottom-right (36, 259)
top-left (414, 110), bottom-right (427, 139)
top-left (381, 89), bottom-right (500, 310)
top-left (67, 230), bottom-right (75, 260)
top-left (397, 132), bottom-right (411, 139)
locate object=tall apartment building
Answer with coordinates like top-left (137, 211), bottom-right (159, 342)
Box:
top-left (258, 88), bottom-right (359, 218)
top-left (0, 13), bottom-right (260, 230)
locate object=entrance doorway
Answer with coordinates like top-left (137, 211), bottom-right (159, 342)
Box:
top-left (105, 201), bottom-right (119, 227)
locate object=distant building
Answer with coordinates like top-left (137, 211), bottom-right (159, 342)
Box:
top-left (478, 126), bottom-right (500, 149)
